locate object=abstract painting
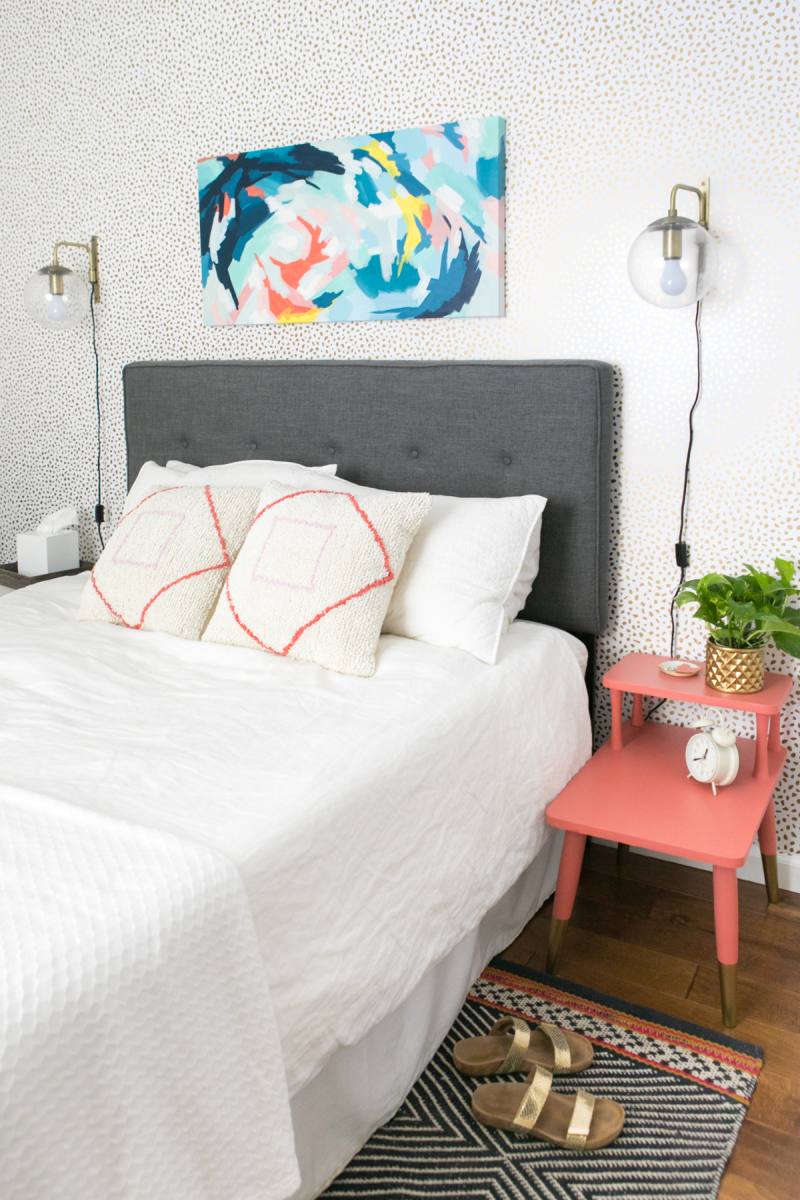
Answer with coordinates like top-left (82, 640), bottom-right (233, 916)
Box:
top-left (197, 116), bottom-right (504, 325)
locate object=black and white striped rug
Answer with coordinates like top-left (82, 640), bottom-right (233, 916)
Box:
top-left (323, 960), bottom-right (762, 1199)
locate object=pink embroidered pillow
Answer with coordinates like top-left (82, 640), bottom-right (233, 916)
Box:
top-left (79, 485), bottom-right (260, 639)
top-left (202, 482), bottom-right (430, 676)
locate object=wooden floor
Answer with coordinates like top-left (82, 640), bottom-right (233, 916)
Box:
top-left (502, 842), bottom-right (800, 1200)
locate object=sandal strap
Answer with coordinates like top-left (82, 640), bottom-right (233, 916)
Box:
top-left (491, 1017), bottom-right (531, 1074)
top-left (539, 1021), bottom-right (572, 1072)
top-left (512, 1065), bottom-right (553, 1132)
top-left (565, 1089), bottom-right (595, 1149)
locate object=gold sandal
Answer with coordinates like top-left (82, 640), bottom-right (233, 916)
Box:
top-left (453, 1016), bottom-right (593, 1076)
top-left (472, 1064), bottom-right (625, 1151)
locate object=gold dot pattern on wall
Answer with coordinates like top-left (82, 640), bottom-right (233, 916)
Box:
top-left (0, 0), bottom-right (798, 850)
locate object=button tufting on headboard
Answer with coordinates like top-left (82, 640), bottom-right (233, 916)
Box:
top-left (122, 360), bottom-right (613, 636)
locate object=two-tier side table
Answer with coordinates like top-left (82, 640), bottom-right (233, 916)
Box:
top-left (545, 652), bottom-right (793, 1026)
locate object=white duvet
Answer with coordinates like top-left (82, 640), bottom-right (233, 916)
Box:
top-left (0, 575), bottom-right (590, 1198)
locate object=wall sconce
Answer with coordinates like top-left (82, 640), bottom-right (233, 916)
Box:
top-left (23, 233), bottom-right (106, 549)
top-left (627, 180), bottom-right (717, 308)
top-left (627, 179), bottom-right (719, 664)
top-left (23, 235), bottom-right (100, 330)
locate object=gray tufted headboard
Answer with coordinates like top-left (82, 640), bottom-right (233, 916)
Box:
top-left (123, 359), bottom-right (613, 637)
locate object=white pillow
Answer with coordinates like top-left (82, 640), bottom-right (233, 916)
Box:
top-left (163, 460), bottom-right (198, 476)
top-left (383, 492), bottom-right (546, 663)
top-left (165, 459), bottom-right (338, 478)
top-left (203, 480), bottom-right (430, 676)
top-left (124, 460), bottom-right (335, 515)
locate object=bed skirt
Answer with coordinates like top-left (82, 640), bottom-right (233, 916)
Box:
top-left (287, 829), bottom-right (562, 1199)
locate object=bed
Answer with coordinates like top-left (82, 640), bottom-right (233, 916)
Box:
top-left (1, 359), bottom-right (612, 1200)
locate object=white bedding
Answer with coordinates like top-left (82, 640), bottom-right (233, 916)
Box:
top-left (1, 786), bottom-right (299, 1200)
top-left (0, 574), bottom-right (590, 1196)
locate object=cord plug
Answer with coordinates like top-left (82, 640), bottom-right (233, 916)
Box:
top-left (675, 541), bottom-right (690, 569)
top-left (94, 503), bottom-right (105, 526)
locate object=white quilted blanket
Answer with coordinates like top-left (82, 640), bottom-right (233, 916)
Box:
top-left (0, 575), bottom-right (590, 1198)
top-left (0, 785), bottom-right (299, 1200)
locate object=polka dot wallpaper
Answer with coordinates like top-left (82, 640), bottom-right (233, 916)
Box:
top-left (2, 1), bottom-right (799, 850)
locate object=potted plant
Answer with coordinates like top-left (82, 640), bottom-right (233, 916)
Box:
top-left (676, 558), bottom-right (800, 693)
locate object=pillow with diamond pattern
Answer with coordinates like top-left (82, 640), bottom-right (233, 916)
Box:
top-left (79, 484), bottom-right (260, 639)
top-left (202, 481), bottom-right (430, 676)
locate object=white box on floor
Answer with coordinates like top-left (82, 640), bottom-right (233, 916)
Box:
top-left (16, 529), bottom-right (80, 577)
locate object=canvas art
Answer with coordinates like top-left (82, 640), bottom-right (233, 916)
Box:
top-left (197, 116), bottom-right (504, 325)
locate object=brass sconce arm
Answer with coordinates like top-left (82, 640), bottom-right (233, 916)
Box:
top-left (662, 180), bottom-right (710, 262)
top-left (667, 181), bottom-right (710, 229)
top-left (49, 235), bottom-right (100, 301)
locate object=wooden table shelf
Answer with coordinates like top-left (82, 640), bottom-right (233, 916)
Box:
top-left (0, 561), bottom-right (93, 591)
top-left (545, 652), bottom-right (794, 1026)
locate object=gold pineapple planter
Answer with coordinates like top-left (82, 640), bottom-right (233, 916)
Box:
top-left (705, 639), bottom-right (765, 694)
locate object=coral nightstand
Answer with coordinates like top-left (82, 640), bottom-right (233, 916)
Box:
top-left (545, 652), bottom-right (793, 1026)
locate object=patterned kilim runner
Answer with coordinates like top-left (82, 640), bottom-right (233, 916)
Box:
top-left (323, 959), bottom-right (762, 1199)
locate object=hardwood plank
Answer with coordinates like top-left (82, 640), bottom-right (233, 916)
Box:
top-left (552, 862), bottom-right (662, 916)
top-left (556, 886), bottom-right (800, 995)
top-left (719, 1171), bottom-right (770, 1200)
top-left (648, 893), bottom-right (800, 992)
top-left (745, 1068), bottom-right (800, 1138)
top-left (584, 841), bottom-right (800, 915)
top-left (719, 1120), bottom-right (800, 1200)
top-left (650, 889), bottom-right (800, 954)
top-left (525, 914), bottom-right (696, 999)
top-left (575, 860), bottom-right (800, 942)
top-left (502, 920), bottom-right (541, 963)
top-left (689, 966), bottom-right (800, 1035)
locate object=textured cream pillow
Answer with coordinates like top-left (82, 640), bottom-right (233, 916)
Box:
top-left (203, 481), bottom-right (430, 676)
top-left (80, 485), bottom-right (259, 639)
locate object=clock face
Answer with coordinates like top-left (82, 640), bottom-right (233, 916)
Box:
top-left (686, 733), bottom-right (720, 783)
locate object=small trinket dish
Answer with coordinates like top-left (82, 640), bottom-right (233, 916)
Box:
top-left (659, 659), bottom-right (702, 678)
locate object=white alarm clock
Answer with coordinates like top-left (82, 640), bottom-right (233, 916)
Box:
top-left (685, 722), bottom-right (739, 795)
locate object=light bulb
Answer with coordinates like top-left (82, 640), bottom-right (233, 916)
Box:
top-left (660, 258), bottom-right (687, 296)
top-left (44, 293), bottom-right (71, 322)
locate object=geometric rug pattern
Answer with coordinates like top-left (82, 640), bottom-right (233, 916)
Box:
top-left (323, 959), bottom-right (763, 1199)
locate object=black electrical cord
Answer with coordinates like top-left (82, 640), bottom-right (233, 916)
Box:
top-left (88, 281), bottom-right (105, 550)
top-left (647, 299), bottom-right (703, 721)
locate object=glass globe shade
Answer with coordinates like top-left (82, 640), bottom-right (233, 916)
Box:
top-left (23, 266), bottom-right (89, 330)
top-left (627, 216), bottom-right (718, 308)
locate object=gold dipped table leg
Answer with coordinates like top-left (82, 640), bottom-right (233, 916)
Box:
top-left (718, 962), bottom-right (737, 1027)
top-left (546, 918), bottom-right (568, 974)
top-left (762, 853), bottom-right (780, 905)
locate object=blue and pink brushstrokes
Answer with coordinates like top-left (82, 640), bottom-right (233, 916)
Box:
top-left (197, 117), bottom-right (505, 325)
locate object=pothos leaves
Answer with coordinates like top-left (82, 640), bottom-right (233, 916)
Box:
top-left (676, 558), bottom-right (800, 659)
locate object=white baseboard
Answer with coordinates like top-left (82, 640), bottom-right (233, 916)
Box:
top-left (595, 839), bottom-right (800, 894)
